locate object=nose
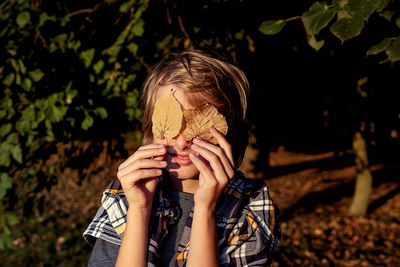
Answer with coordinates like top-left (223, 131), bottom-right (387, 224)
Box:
top-left (173, 134), bottom-right (192, 151)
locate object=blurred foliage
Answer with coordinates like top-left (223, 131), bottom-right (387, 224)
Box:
top-left (0, 0), bottom-right (148, 252)
top-left (259, 0), bottom-right (400, 62)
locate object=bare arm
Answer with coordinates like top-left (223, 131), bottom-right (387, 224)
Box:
top-left (115, 207), bottom-right (152, 267)
top-left (186, 128), bottom-right (235, 267)
top-left (186, 204), bottom-right (219, 267)
top-left (115, 143), bottom-right (167, 267)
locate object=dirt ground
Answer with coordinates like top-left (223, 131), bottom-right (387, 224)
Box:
top-left (239, 146), bottom-right (400, 266)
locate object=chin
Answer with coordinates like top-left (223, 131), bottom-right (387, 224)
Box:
top-left (166, 165), bottom-right (199, 180)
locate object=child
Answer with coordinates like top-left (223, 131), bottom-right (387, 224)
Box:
top-left (84, 50), bottom-right (280, 266)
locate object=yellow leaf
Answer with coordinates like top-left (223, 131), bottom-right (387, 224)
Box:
top-left (152, 90), bottom-right (183, 139)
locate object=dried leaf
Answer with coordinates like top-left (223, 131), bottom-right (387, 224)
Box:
top-left (152, 91), bottom-right (183, 139)
top-left (181, 103), bottom-right (228, 144)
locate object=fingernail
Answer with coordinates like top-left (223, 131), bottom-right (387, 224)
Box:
top-left (193, 138), bottom-right (199, 143)
top-left (159, 147), bottom-right (165, 152)
top-left (156, 170), bottom-right (162, 175)
top-left (191, 144), bottom-right (198, 149)
top-left (189, 153), bottom-right (195, 159)
top-left (160, 161), bottom-right (167, 165)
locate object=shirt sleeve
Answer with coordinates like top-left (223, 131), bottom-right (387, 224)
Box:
top-left (87, 238), bottom-right (120, 267)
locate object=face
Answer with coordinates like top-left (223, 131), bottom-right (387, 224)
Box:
top-left (152, 85), bottom-right (201, 180)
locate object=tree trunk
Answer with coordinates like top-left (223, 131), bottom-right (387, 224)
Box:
top-left (348, 131), bottom-right (373, 216)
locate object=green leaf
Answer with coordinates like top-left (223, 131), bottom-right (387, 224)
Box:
top-left (259, 20), bottom-right (286, 35)
top-left (127, 43), bottom-right (139, 55)
top-left (126, 91), bottom-right (138, 107)
top-left (396, 18), bottom-right (400, 29)
top-left (120, 1), bottom-right (135, 13)
top-left (3, 73), bottom-right (14, 86)
top-left (16, 11), bottom-right (31, 28)
top-left (366, 37), bottom-right (394, 55)
top-left (54, 33), bottom-right (68, 50)
top-left (348, 0), bottom-right (379, 21)
top-left (135, 109), bottom-right (142, 120)
top-left (7, 49), bottom-right (16, 56)
top-left (333, 0), bottom-right (347, 5)
top-left (18, 60), bottom-right (26, 74)
top-left (330, 11), bottom-right (364, 42)
top-left (386, 38), bottom-right (400, 62)
top-left (94, 107), bottom-right (108, 119)
top-left (16, 105), bottom-right (35, 131)
top-left (0, 124), bottom-right (12, 138)
top-left (15, 116), bottom-right (32, 132)
top-left (0, 143), bottom-right (11, 167)
top-left (376, 0), bottom-right (390, 12)
top-left (157, 34), bottom-right (173, 50)
top-left (125, 108), bottom-right (134, 118)
top-left (29, 69), bottom-right (45, 82)
top-left (378, 9), bottom-right (394, 21)
top-left (38, 12), bottom-right (56, 27)
top-left (66, 89), bottom-right (78, 105)
top-left (5, 133), bottom-right (17, 144)
top-left (308, 35), bottom-right (325, 51)
top-left (15, 73), bottom-right (21, 85)
top-left (93, 60), bottom-right (104, 74)
top-left (44, 119), bottom-right (55, 142)
top-left (5, 212), bottom-right (18, 226)
top-left (10, 59), bottom-right (19, 72)
top-left (132, 19), bottom-right (145, 37)
top-left (81, 113), bottom-right (94, 130)
top-left (0, 233), bottom-right (13, 249)
top-left (11, 144), bottom-right (22, 164)
top-left (302, 2), bottom-right (336, 36)
top-left (47, 105), bottom-right (68, 122)
top-left (80, 48), bottom-right (95, 68)
top-left (21, 77), bottom-right (32, 91)
top-left (0, 173), bottom-right (12, 199)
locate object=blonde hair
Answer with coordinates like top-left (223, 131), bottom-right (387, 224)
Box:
top-left (140, 50), bottom-right (249, 167)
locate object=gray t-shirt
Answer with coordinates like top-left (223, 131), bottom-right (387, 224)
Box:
top-left (160, 186), bottom-right (194, 267)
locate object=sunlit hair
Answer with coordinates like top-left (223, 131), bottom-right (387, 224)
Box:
top-left (140, 50), bottom-right (249, 168)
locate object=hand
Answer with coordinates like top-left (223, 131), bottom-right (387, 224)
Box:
top-left (189, 128), bottom-right (235, 211)
top-left (117, 143), bottom-right (167, 209)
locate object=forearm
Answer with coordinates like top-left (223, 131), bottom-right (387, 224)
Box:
top-left (115, 207), bottom-right (151, 267)
top-left (186, 205), bottom-right (218, 267)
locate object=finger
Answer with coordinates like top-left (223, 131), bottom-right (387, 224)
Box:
top-left (119, 145), bottom-right (166, 170)
top-left (117, 159), bottom-right (167, 177)
top-left (118, 168), bottom-right (162, 185)
top-left (210, 128), bottom-right (234, 167)
top-left (188, 153), bottom-right (217, 186)
top-left (137, 143), bottom-right (165, 151)
top-left (193, 137), bottom-right (234, 179)
top-left (191, 144), bottom-right (228, 185)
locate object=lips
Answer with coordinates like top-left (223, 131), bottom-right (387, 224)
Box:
top-left (168, 152), bottom-right (193, 166)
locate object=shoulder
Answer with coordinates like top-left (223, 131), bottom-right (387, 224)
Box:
top-left (225, 171), bottom-right (274, 205)
top-left (225, 172), bottom-right (279, 236)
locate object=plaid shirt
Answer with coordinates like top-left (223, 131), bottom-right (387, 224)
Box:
top-left (83, 171), bottom-right (280, 266)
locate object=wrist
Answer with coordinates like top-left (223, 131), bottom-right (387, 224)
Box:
top-left (127, 205), bottom-right (152, 219)
top-left (194, 202), bottom-right (216, 216)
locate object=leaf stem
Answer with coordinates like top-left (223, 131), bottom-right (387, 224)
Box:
top-left (285, 15), bottom-right (302, 22)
